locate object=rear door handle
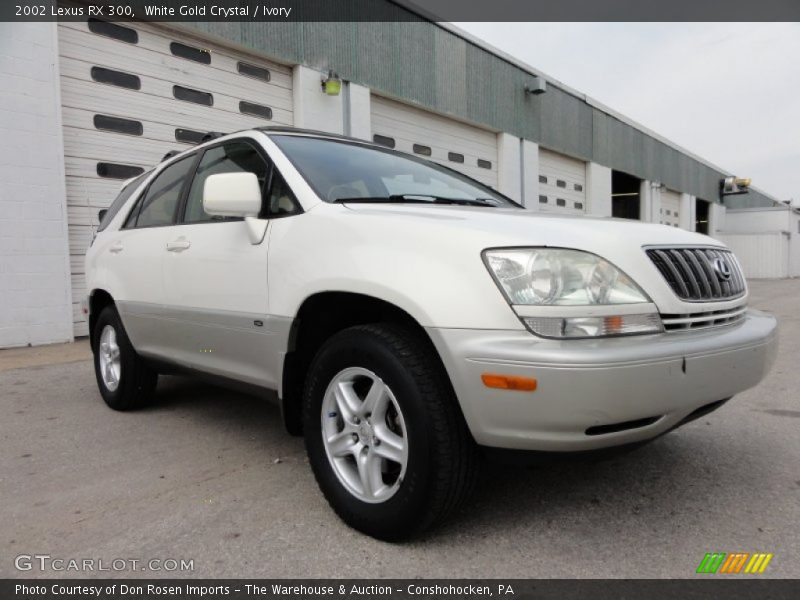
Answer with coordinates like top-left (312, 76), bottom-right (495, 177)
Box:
top-left (166, 238), bottom-right (191, 252)
top-left (109, 242), bottom-right (124, 254)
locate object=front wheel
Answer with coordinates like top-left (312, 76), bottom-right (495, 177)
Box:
top-left (303, 323), bottom-right (478, 541)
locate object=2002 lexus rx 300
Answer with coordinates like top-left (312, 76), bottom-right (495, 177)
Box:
top-left (85, 128), bottom-right (778, 540)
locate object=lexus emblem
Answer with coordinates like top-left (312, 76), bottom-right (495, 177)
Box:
top-left (712, 257), bottom-right (732, 281)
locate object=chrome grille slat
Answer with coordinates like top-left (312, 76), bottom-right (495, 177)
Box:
top-left (670, 249), bottom-right (702, 299)
top-left (695, 249), bottom-right (723, 298)
top-left (661, 306), bottom-right (747, 332)
top-left (654, 249), bottom-right (690, 297)
top-left (683, 250), bottom-right (713, 297)
top-left (646, 247), bottom-right (745, 302)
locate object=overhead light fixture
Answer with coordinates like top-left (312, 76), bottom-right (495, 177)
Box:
top-left (321, 70), bottom-right (342, 96)
top-left (524, 76), bottom-right (546, 95)
top-left (720, 176), bottom-right (751, 196)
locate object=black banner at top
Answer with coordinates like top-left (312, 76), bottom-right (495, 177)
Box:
top-left (2, 0), bottom-right (800, 22)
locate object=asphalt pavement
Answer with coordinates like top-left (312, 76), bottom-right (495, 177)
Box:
top-left (1, 279), bottom-right (798, 578)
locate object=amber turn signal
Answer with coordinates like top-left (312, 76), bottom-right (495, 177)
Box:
top-left (481, 373), bottom-right (538, 392)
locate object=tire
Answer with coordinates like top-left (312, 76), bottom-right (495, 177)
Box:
top-left (303, 323), bottom-right (478, 541)
top-left (92, 305), bottom-right (158, 411)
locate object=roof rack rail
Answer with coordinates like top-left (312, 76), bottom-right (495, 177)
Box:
top-left (256, 126), bottom-right (368, 144)
top-left (161, 150), bottom-right (182, 162)
top-left (201, 131), bottom-right (226, 142)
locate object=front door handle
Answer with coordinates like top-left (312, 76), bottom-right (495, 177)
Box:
top-left (109, 242), bottom-right (124, 254)
top-left (166, 238), bottom-right (191, 252)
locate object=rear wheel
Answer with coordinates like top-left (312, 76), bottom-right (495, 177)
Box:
top-left (92, 305), bottom-right (157, 411)
top-left (303, 323), bottom-right (478, 541)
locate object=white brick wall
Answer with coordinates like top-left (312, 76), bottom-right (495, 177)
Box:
top-left (0, 22), bottom-right (73, 348)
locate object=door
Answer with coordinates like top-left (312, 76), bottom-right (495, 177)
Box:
top-left (538, 148), bottom-right (587, 214)
top-left (161, 138), bottom-right (299, 388)
top-left (661, 189), bottom-right (681, 227)
top-left (109, 154), bottom-right (197, 358)
top-left (58, 19), bottom-right (293, 336)
top-left (370, 96), bottom-right (498, 189)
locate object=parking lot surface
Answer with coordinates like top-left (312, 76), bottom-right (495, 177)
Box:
top-left (1, 279), bottom-right (798, 578)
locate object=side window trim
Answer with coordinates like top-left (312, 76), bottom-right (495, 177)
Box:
top-left (123, 153), bottom-right (196, 229)
top-left (176, 151), bottom-right (204, 224)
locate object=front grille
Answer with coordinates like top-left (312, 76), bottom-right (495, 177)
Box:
top-left (646, 247), bottom-right (746, 301)
top-left (661, 306), bottom-right (747, 332)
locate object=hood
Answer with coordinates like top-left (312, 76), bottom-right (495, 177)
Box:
top-left (340, 203), bottom-right (721, 250)
top-left (332, 202), bottom-right (739, 315)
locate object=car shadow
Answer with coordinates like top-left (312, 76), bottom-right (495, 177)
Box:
top-left (132, 375), bottom-right (773, 542)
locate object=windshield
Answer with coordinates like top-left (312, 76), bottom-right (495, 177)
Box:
top-left (270, 135), bottom-right (520, 208)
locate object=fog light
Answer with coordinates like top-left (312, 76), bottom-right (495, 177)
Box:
top-left (523, 313), bottom-right (663, 339)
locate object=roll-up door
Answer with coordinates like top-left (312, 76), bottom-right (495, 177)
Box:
top-left (661, 189), bottom-right (681, 227)
top-left (58, 20), bottom-right (293, 335)
top-left (537, 148), bottom-right (587, 215)
top-left (370, 96), bottom-right (498, 189)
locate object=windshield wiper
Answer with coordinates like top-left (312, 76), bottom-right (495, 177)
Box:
top-left (332, 194), bottom-right (497, 206)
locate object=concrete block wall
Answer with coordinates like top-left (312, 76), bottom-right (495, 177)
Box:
top-left (0, 22), bottom-right (73, 348)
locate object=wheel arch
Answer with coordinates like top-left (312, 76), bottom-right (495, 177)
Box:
top-left (88, 288), bottom-right (115, 351)
top-left (279, 291), bottom-right (458, 436)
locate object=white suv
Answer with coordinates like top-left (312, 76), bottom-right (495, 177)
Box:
top-left (85, 128), bottom-right (777, 540)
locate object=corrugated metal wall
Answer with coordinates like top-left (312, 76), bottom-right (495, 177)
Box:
top-left (182, 5), bottom-right (776, 207)
top-left (716, 233), bottom-right (790, 278)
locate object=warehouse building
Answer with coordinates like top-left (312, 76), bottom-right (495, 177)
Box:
top-left (0, 9), bottom-right (784, 348)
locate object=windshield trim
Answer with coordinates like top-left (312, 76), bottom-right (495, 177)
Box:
top-left (266, 133), bottom-right (523, 209)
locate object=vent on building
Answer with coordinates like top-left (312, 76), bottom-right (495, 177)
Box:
top-left (239, 101), bottom-right (272, 120)
top-left (173, 85), bottom-right (213, 106)
top-left (170, 42), bottom-right (211, 64)
top-left (93, 115), bottom-right (143, 136)
top-left (372, 134), bottom-right (395, 148)
top-left (88, 18), bottom-right (138, 44)
top-left (90, 67), bottom-right (140, 90)
top-left (413, 144), bottom-right (432, 156)
top-left (237, 62), bottom-right (271, 82)
top-left (97, 162), bottom-right (145, 179)
top-left (175, 128), bottom-right (207, 144)
top-left (448, 152), bottom-right (464, 163)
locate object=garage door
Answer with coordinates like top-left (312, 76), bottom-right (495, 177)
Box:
top-left (538, 148), bottom-right (586, 214)
top-left (58, 20), bottom-right (293, 336)
top-left (660, 189), bottom-right (681, 227)
top-left (370, 96), bottom-right (498, 189)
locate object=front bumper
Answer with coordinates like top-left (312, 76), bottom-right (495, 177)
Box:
top-left (427, 310), bottom-right (778, 452)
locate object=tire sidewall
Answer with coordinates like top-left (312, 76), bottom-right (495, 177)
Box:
top-left (92, 307), bottom-right (137, 410)
top-left (304, 328), bottom-right (436, 535)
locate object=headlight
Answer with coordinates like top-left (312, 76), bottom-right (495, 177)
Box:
top-left (483, 248), bottom-right (663, 338)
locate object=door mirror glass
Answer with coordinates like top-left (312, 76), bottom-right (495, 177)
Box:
top-left (203, 172), bottom-right (262, 218)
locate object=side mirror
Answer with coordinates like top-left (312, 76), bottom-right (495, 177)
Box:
top-left (98, 208), bottom-right (108, 223)
top-left (203, 172), bottom-right (268, 245)
top-left (203, 172), bottom-right (262, 218)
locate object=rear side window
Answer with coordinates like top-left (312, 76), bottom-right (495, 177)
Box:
top-left (183, 142), bottom-right (269, 224)
top-left (97, 171), bottom-right (150, 232)
top-left (129, 156), bottom-right (195, 228)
